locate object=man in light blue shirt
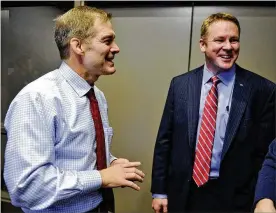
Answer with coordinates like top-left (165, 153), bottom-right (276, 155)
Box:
top-left (196, 63), bottom-right (235, 178)
top-left (4, 6), bottom-right (145, 213)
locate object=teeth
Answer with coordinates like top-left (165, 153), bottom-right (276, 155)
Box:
top-left (221, 56), bottom-right (231, 59)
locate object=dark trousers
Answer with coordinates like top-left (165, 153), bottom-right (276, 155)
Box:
top-left (86, 189), bottom-right (114, 213)
top-left (86, 202), bottom-right (108, 213)
top-left (186, 179), bottom-right (225, 212)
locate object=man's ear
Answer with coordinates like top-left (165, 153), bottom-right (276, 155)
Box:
top-left (199, 38), bottom-right (206, 53)
top-left (70, 38), bottom-right (84, 56)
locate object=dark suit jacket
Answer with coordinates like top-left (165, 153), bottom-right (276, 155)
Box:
top-left (151, 64), bottom-right (276, 212)
top-left (254, 138), bottom-right (276, 205)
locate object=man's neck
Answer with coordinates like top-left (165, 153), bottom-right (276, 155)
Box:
top-left (205, 62), bottom-right (233, 75)
top-left (64, 58), bottom-right (98, 86)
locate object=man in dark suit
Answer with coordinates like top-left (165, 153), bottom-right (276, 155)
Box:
top-left (254, 138), bottom-right (276, 213)
top-left (151, 12), bottom-right (275, 212)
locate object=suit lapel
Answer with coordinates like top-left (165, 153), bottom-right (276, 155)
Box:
top-left (221, 65), bottom-right (252, 160)
top-left (188, 66), bottom-right (203, 149)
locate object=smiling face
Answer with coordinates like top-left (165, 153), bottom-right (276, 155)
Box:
top-left (81, 19), bottom-right (120, 78)
top-left (200, 20), bottom-right (240, 73)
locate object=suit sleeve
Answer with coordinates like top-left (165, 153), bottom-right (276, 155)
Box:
top-left (256, 87), bottom-right (276, 164)
top-left (151, 78), bottom-right (175, 194)
top-left (253, 85), bottom-right (276, 206)
top-left (254, 139), bottom-right (276, 204)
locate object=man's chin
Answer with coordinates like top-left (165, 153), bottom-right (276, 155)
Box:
top-left (217, 61), bottom-right (235, 71)
top-left (103, 69), bottom-right (116, 75)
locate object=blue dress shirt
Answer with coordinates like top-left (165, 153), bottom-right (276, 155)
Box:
top-left (4, 62), bottom-right (116, 213)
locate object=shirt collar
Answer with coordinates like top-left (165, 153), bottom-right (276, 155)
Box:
top-left (58, 61), bottom-right (92, 97)
top-left (203, 63), bottom-right (236, 86)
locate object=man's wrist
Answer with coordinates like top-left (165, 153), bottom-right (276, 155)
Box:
top-left (152, 194), bottom-right (168, 199)
top-left (110, 159), bottom-right (117, 166)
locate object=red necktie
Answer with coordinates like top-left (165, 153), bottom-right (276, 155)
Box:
top-left (192, 76), bottom-right (221, 187)
top-left (87, 88), bottom-right (114, 212)
top-left (87, 88), bottom-right (107, 170)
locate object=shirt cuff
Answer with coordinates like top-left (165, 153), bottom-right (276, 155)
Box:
top-left (152, 194), bottom-right (168, 199)
top-left (78, 170), bottom-right (102, 192)
top-left (110, 155), bottom-right (117, 165)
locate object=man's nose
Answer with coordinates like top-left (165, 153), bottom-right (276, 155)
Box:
top-left (111, 42), bottom-right (120, 54)
top-left (223, 40), bottom-right (233, 50)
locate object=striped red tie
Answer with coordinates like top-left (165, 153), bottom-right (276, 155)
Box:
top-left (192, 76), bottom-right (221, 187)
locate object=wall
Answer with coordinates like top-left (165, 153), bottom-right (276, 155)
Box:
top-left (96, 7), bottom-right (192, 213)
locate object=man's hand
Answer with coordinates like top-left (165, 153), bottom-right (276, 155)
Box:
top-left (110, 158), bottom-right (129, 166)
top-left (99, 161), bottom-right (145, 191)
top-left (152, 198), bottom-right (168, 213)
top-left (254, 198), bottom-right (276, 213)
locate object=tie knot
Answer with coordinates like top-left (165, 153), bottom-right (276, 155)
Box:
top-left (87, 88), bottom-right (96, 100)
top-left (211, 76), bottom-right (221, 86)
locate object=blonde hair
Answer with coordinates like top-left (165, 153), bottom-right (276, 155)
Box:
top-left (54, 6), bottom-right (112, 59)
top-left (201, 12), bottom-right (240, 39)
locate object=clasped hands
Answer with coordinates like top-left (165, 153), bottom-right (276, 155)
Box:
top-left (99, 158), bottom-right (145, 191)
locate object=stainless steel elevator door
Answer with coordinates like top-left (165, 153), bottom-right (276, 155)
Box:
top-left (95, 7), bottom-right (192, 213)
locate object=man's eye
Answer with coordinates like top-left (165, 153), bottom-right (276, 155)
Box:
top-left (230, 39), bottom-right (240, 43)
top-left (104, 40), bottom-right (112, 45)
top-left (214, 39), bottom-right (224, 43)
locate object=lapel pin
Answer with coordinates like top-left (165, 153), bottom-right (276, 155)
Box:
top-left (240, 83), bottom-right (243, 86)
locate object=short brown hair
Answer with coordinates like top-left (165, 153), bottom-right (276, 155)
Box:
top-left (201, 12), bottom-right (240, 39)
top-left (54, 6), bottom-right (112, 59)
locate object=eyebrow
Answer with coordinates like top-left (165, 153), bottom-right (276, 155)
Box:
top-left (213, 36), bottom-right (239, 39)
top-left (102, 34), bottom-right (115, 40)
